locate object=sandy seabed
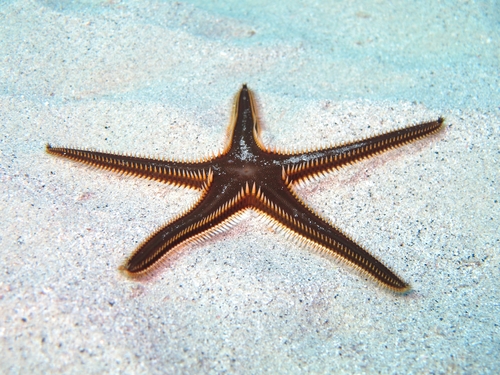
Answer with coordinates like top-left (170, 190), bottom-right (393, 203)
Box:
top-left (1, 1), bottom-right (499, 374)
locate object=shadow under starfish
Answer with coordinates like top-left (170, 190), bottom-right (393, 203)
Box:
top-left (47, 85), bottom-right (444, 292)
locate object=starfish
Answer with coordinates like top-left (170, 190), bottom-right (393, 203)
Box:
top-left (47, 85), bottom-right (443, 292)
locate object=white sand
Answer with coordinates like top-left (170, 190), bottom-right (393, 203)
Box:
top-left (1, 1), bottom-right (499, 373)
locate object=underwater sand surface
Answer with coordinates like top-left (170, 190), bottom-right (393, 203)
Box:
top-left (1, 1), bottom-right (499, 373)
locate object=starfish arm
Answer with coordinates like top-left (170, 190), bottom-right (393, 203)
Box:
top-left (224, 84), bottom-right (265, 157)
top-left (121, 179), bottom-right (251, 276)
top-left (253, 183), bottom-right (410, 292)
top-left (281, 118), bottom-right (444, 184)
top-left (46, 145), bottom-right (212, 189)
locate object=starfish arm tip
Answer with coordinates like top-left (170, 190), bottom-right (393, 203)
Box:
top-left (395, 283), bottom-right (412, 294)
top-left (118, 264), bottom-right (144, 280)
top-left (118, 264), bottom-right (131, 275)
